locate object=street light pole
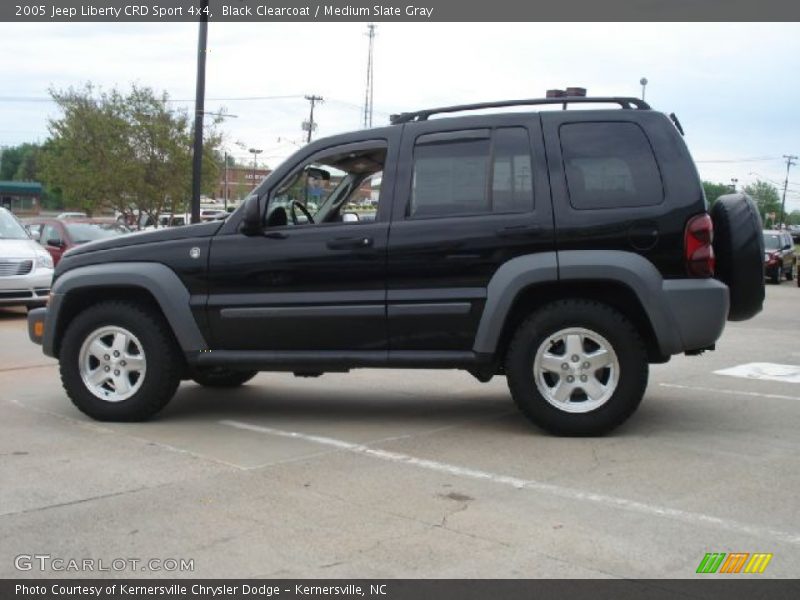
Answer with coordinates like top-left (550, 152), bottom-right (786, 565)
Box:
top-left (249, 148), bottom-right (263, 191)
top-left (639, 77), bottom-right (648, 101)
top-left (190, 0), bottom-right (209, 225)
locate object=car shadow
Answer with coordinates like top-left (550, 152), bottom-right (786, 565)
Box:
top-left (0, 307), bottom-right (28, 320)
top-left (153, 378), bottom-right (660, 438)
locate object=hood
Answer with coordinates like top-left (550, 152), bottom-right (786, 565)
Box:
top-left (0, 238), bottom-right (40, 259)
top-left (64, 220), bottom-right (224, 258)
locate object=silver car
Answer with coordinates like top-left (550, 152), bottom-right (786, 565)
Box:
top-left (0, 207), bottom-right (54, 308)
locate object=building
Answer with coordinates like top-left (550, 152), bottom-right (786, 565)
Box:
top-left (217, 167), bottom-right (272, 203)
top-left (0, 181), bottom-right (42, 215)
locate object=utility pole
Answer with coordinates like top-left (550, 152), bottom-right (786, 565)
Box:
top-left (223, 151), bottom-right (229, 212)
top-left (363, 24), bottom-right (377, 128)
top-left (780, 154), bottom-right (797, 229)
top-left (303, 95), bottom-right (323, 143)
top-left (190, 0), bottom-right (209, 225)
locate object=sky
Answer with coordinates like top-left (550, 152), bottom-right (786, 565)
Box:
top-left (0, 21), bottom-right (798, 210)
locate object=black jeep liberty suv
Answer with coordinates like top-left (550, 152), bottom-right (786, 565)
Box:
top-left (28, 96), bottom-right (765, 435)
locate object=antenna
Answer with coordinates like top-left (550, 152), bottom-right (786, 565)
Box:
top-left (362, 23), bottom-right (377, 128)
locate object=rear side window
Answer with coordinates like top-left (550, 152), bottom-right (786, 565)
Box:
top-left (492, 128), bottom-right (534, 213)
top-left (411, 138), bottom-right (490, 217)
top-left (410, 127), bottom-right (533, 218)
top-left (560, 122), bottom-right (663, 209)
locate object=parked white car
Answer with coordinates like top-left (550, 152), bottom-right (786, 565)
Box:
top-left (0, 207), bottom-right (54, 309)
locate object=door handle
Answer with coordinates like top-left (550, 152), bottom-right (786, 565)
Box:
top-left (264, 231), bottom-right (288, 239)
top-left (496, 225), bottom-right (541, 238)
top-left (327, 236), bottom-right (374, 250)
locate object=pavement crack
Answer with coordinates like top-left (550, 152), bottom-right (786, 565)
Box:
top-left (0, 484), bottom-right (164, 518)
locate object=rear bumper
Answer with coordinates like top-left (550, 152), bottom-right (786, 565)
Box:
top-left (662, 278), bottom-right (729, 354)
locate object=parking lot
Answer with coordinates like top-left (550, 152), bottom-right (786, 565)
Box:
top-left (1, 283), bottom-right (799, 579)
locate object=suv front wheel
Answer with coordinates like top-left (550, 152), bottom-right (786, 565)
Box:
top-left (506, 300), bottom-right (648, 436)
top-left (59, 301), bottom-right (182, 421)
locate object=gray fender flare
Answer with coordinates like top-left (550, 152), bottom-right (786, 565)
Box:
top-left (472, 250), bottom-right (687, 357)
top-left (556, 250), bottom-right (683, 355)
top-left (472, 252), bottom-right (558, 354)
top-left (44, 262), bottom-right (207, 357)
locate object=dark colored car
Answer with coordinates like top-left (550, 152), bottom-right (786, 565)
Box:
top-left (26, 219), bottom-right (130, 266)
top-left (763, 230), bottom-right (796, 284)
top-left (27, 96), bottom-right (765, 435)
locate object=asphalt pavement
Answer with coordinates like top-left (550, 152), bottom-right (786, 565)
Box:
top-left (1, 283), bottom-right (798, 579)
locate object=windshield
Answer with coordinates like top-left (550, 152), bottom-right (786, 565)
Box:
top-left (0, 209), bottom-right (30, 240)
top-left (65, 222), bottom-right (127, 244)
top-left (764, 234), bottom-right (782, 251)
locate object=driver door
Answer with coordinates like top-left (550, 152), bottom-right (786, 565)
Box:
top-left (205, 137), bottom-right (397, 352)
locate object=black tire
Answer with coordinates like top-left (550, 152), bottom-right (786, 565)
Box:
top-left (59, 301), bottom-right (182, 421)
top-left (191, 367), bottom-right (258, 388)
top-left (506, 299), bottom-right (648, 436)
top-left (710, 194), bottom-right (765, 320)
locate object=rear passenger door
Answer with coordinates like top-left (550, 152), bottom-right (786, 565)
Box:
top-left (386, 116), bottom-right (554, 351)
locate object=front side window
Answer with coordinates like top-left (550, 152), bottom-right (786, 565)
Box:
top-left (266, 146), bottom-right (386, 227)
top-left (42, 224), bottom-right (62, 245)
top-left (410, 127), bottom-right (533, 218)
top-left (560, 122), bottom-right (663, 209)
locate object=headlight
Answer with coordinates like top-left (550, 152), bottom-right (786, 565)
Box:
top-left (35, 252), bottom-right (53, 270)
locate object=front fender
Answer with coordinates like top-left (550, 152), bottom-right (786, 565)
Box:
top-left (42, 262), bottom-right (208, 357)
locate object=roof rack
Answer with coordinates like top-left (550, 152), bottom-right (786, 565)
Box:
top-left (389, 96), bottom-right (651, 125)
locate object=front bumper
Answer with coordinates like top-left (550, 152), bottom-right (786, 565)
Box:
top-left (0, 268), bottom-right (53, 306)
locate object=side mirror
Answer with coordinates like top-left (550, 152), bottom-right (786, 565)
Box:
top-left (305, 166), bottom-right (331, 181)
top-left (240, 195), bottom-right (263, 235)
top-left (342, 212), bottom-right (360, 223)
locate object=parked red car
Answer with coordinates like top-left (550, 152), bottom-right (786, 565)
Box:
top-left (25, 219), bottom-right (130, 266)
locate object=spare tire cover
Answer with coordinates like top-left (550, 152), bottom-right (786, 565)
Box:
top-left (710, 193), bottom-right (764, 321)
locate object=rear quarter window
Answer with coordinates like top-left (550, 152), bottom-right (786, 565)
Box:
top-left (559, 121), bottom-right (664, 210)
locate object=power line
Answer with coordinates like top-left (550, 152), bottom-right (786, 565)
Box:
top-left (695, 156), bottom-right (780, 163)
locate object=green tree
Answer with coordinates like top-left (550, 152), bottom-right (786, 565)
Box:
top-left (40, 83), bottom-right (222, 223)
top-left (702, 181), bottom-right (732, 206)
top-left (787, 210), bottom-right (800, 226)
top-left (0, 143), bottom-right (40, 180)
top-left (743, 180), bottom-right (781, 227)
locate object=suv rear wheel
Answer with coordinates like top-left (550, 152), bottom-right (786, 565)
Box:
top-left (506, 300), bottom-right (648, 436)
top-left (59, 301), bottom-right (182, 421)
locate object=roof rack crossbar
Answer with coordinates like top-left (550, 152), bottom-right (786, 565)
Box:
top-left (389, 96), bottom-right (651, 125)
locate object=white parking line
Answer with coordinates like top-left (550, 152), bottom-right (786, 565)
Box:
top-left (659, 382), bottom-right (800, 402)
top-left (220, 419), bottom-right (800, 546)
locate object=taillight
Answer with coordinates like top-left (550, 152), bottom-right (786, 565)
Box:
top-left (684, 213), bottom-right (715, 277)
